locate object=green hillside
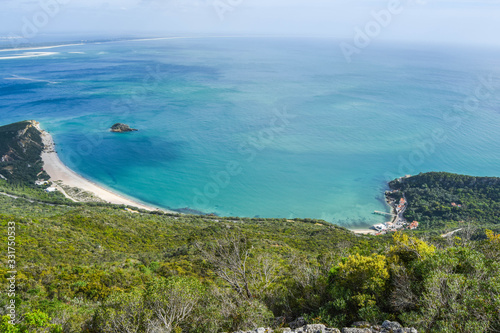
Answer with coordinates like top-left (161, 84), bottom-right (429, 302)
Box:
top-left (0, 121), bottom-right (48, 184)
top-left (388, 172), bottom-right (500, 230)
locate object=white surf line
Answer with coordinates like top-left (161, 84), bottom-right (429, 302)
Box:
top-left (125, 35), bottom-right (277, 43)
top-left (4, 74), bottom-right (59, 84)
top-left (0, 43), bottom-right (84, 52)
top-left (0, 35), bottom-right (266, 53)
top-left (0, 52), bottom-right (58, 60)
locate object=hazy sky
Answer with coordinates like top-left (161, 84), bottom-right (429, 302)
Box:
top-left (1, 0), bottom-right (499, 45)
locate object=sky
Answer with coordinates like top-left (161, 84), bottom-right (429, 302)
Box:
top-left (1, 0), bottom-right (500, 46)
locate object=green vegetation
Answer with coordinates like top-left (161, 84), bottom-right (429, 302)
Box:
top-left (0, 123), bottom-right (499, 332)
top-left (0, 121), bottom-right (49, 185)
top-left (388, 172), bottom-right (500, 230)
top-left (1, 182), bottom-right (499, 332)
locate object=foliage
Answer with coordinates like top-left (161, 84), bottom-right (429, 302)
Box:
top-left (0, 185), bottom-right (358, 332)
top-left (335, 253), bottom-right (389, 295)
top-left (0, 121), bottom-right (49, 185)
top-left (400, 247), bottom-right (500, 332)
top-left (322, 253), bottom-right (390, 325)
top-left (388, 172), bottom-right (500, 229)
top-left (0, 310), bottom-right (62, 333)
top-left (389, 232), bottom-right (435, 264)
top-left (0, 127), bottom-right (499, 333)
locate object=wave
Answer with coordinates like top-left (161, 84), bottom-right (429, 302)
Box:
top-left (0, 43), bottom-right (83, 53)
top-left (0, 52), bottom-right (59, 60)
top-left (0, 35), bottom-right (249, 53)
top-left (4, 74), bottom-right (59, 84)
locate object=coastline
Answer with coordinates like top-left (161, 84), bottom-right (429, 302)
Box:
top-left (38, 126), bottom-right (174, 213)
top-left (351, 228), bottom-right (376, 235)
top-left (32, 123), bottom-right (382, 231)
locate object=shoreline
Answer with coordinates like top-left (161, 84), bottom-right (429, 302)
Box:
top-left (38, 126), bottom-right (174, 213)
top-left (34, 122), bottom-right (381, 231)
top-left (351, 228), bottom-right (376, 235)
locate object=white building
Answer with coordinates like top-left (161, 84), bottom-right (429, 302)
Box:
top-left (372, 223), bottom-right (387, 232)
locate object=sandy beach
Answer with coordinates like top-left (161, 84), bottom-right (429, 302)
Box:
top-left (351, 228), bottom-right (376, 235)
top-left (39, 128), bottom-right (172, 213)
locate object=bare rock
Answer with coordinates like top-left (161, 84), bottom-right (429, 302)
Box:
top-left (110, 123), bottom-right (138, 133)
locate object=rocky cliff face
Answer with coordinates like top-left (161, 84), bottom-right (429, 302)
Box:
top-left (110, 123), bottom-right (138, 132)
top-left (0, 120), bottom-right (47, 183)
top-left (234, 320), bottom-right (417, 333)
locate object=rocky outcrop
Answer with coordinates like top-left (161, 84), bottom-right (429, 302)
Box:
top-left (0, 120), bottom-right (47, 183)
top-left (233, 320), bottom-right (417, 333)
top-left (110, 123), bottom-right (138, 133)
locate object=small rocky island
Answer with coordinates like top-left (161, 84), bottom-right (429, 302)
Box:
top-left (110, 123), bottom-right (138, 133)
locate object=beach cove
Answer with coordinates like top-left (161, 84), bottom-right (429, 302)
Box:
top-left (38, 125), bottom-right (172, 213)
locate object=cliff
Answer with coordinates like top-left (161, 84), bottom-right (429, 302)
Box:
top-left (0, 120), bottom-right (48, 183)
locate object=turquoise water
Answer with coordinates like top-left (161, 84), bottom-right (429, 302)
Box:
top-left (1, 37), bottom-right (500, 227)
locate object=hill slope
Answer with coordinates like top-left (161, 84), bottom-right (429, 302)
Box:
top-left (0, 120), bottom-right (48, 183)
top-left (388, 172), bottom-right (500, 229)
top-left (1, 121), bottom-right (499, 333)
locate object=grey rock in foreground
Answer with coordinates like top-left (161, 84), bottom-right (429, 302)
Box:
top-left (110, 123), bottom-right (138, 132)
top-left (232, 320), bottom-right (417, 333)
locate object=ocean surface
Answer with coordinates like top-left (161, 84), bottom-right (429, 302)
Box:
top-left (1, 36), bottom-right (500, 227)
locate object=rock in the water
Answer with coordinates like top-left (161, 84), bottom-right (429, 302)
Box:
top-left (110, 123), bottom-right (138, 133)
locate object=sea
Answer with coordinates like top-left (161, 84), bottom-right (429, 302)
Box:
top-left (1, 36), bottom-right (500, 228)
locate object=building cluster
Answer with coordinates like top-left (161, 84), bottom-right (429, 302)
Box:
top-left (372, 219), bottom-right (419, 234)
top-left (396, 197), bottom-right (406, 213)
top-left (35, 179), bottom-right (58, 193)
top-left (372, 194), bottom-right (420, 235)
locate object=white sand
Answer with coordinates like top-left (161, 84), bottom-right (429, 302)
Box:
top-left (39, 129), bottom-right (172, 213)
top-left (351, 228), bottom-right (376, 235)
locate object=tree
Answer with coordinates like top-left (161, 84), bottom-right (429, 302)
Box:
top-left (335, 253), bottom-right (389, 295)
top-left (144, 276), bottom-right (204, 333)
top-left (0, 311), bottom-right (62, 333)
top-left (92, 289), bottom-right (145, 333)
top-left (327, 253), bottom-right (390, 324)
top-left (389, 232), bottom-right (435, 265)
top-left (197, 232), bottom-right (269, 300)
top-left (401, 247), bottom-right (499, 332)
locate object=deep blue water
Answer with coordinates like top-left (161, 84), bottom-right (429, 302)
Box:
top-left (1, 37), bottom-right (500, 227)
